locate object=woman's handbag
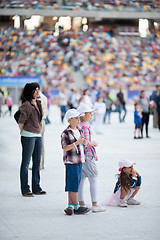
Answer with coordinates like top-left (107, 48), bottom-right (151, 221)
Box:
top-left (14, 109), bottom-right (20, 123)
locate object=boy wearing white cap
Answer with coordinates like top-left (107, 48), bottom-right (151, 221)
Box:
top-left (61, 109), bottom-right (90, 215)
top-left (103, 159), bottom-right (141, 207)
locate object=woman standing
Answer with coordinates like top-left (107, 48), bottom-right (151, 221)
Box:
top-left (139, 90), bottom-right (150, 138)
top-left (18, 82), bottom-right (46, 197)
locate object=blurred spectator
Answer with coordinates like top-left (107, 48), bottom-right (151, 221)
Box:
top-left (4, 92), bottom-right (13, 116)
top-left (70, 89), bottom-right (81, 109)
top-left (150, 85), bottom-right (160, 128)
top-left (0, 89), bottom-right (4, 117)
top-left (94, 96), bottom-right (106, 134)
top-left (42, 88), bottom-right (51, 124)
top-left (39, 91), bottom-right (48, 170)
top-left (90, 86), bottom-right (99, 104)
top-left (156, 88), bottom-right (160, 131)
top-left (58, 88), bottom-right (68, 123)
top-left (139, 90), bottom-right (150, 138)
top-left (117, 86), bottom-right (127, 122)
top-left (83, 89), bottom-right (93, 107)
top-left (103, 90), bottom-right (113, 124)
top-left (134, 102), bottom-right (142, 139)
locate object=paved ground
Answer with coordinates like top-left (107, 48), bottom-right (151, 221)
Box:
top-left (0, 105), bottom-right (160, 240)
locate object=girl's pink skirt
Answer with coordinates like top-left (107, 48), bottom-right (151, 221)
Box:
top-left (102, 188), bottom-right (135, 206)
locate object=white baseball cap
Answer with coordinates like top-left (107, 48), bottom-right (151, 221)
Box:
top-left (65, 109), bottom-right (83, 121)
top-left (77, 103), bottom-right (96, 115)
top-left (118, 159), bottom-right (135, 171)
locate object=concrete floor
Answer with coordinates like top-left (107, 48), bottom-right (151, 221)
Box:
top-left (0, 105), bottom-right (160, 240)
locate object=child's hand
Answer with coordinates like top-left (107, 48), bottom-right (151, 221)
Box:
top-left (132, 169), bottom-right (140, 177)
top-left (76, 138), bottom-right (85, 145)
top-left (135, 171), bottom-right (140, 177)
top-left (83, 139), bottom-right (88, 146)
top-left (92, 141), bottom-right (98, 147)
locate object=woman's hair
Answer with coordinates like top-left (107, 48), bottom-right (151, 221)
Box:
top-left (119, 168), bottom-right (132, 192)
top-left (22, 82), bottom-right (40, 101)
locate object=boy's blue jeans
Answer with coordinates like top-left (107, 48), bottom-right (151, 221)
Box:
top-left (20, 136), bottom-right (42, 194)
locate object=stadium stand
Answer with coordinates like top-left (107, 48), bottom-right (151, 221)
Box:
top-left (0, 0), bottom-right (159, 10)
top-left (0, 0), bottom-right (159, 94)
top-left (0, 26), bottom-right (159, 88)
top-left (62, 0), bottom-right (160, 10)
top-left (0, 1), bottom-right (58, 9)
top-left (0, 27), bottom-right (74, 88)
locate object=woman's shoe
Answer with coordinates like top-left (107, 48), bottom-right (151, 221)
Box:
top-left (33, 190), bottom-right (47, 195)
top-left (22, 192), bottom-right (34, 197)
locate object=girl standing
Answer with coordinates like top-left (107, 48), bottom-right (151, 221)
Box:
top-left (77, 103), bottom-right (106, 213)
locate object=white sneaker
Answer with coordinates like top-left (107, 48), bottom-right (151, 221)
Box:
top-left (118, 199), bottom-right (128, 207)
top-left (127, 198), bottom-right (140, 205)
top-left (92, 206), bottom-right (106, 213)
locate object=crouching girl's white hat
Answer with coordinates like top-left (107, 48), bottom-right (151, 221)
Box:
top-left (77, 102), bottom-right (96, 115)
top-left (118, 159), bottom-right (135, 172)
top-left (65, 109), bottom-right (84, 121)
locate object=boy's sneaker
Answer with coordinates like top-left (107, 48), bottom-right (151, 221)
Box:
top-left (74, 206), bottom-right (90, 215)
top-left (92, 206), bottom-right (106, 213)
top-left (127, 198), bottom-right (140, 205)
top-left (64, 207), bottom-right (74, 215)
top-left (118, 199), bottom-right (128, 207)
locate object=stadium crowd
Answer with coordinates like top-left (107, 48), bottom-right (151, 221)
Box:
top-left (0, 26), bottom-right (160, 89)
top-left (0, 27), bottom-right (74, 88)
top-left (67, 27), bottom-right (160, 87)
top-left (63, 0), bottom-right (160, 10)
top-left (0, 1), bottom-right (58, 9)
top-left (0, 0), bottom-right (159, 10)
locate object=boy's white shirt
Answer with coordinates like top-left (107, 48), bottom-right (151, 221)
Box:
top-left (65, 128), bottom-right (85, 164)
